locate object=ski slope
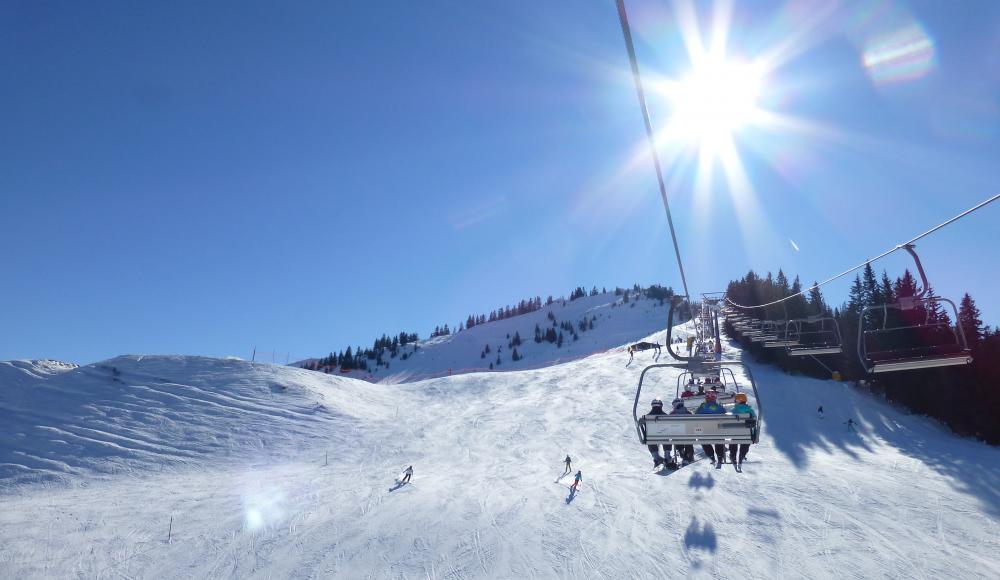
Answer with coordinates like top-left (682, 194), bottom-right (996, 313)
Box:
top-left (1, 326), bottom-right (999, 578)
top-left (325, 291), bottom-right (690, 384)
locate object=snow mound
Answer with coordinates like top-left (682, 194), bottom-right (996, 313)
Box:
top-left (0, 355), bottom-right (394, 485)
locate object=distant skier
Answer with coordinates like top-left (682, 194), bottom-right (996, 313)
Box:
top-left (563, 455), bottom-right (572, 475)
top-left (696, 391), bottom-right (727, 466)
top-left (817, 405), bottom-right (824, 419)
top-left (728, 393), bottom-right (757, 468)
top-left (570, 470), bottom-right (582, 492)
top-left (686, 336), bottom-right (695, 355)
top-left (845, 418), bottom-right (857, 433)
top-left (627, 341), bottom-right (661, 362)
top-left (645, 399), bottom-right (669, 468)
top-left (401, 465), bottom-right (413, 484)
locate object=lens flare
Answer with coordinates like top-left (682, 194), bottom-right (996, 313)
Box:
top-left (862, 23), bottom-right (935, 84)
top-left (243, 484), bottom-right (287, 532)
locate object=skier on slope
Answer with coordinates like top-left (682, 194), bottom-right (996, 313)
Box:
top-left (817, 405), bottom-right (824, 419)
top-left (728, 393), bottom-right (757, 468)
top-left (563, 455), bottom-right (572, 475)
top-left (669, 399), bottom-right (695, 465)
top-left (645, 399), bottom-right (669, 468)
top-left (570, 470), bottom-right (582, 492)
top-left (401, 465), bottom-right (413, 484)
top-left (695, 391), bottom-right (727, 466)
top-left (845, 418), bottom-right (857, 433)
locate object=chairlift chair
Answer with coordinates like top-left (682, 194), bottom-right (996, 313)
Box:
top-left (635, 362), bottom-right (761, 446)
top-left (785, 317), bottom-right (844, 356)
top-left (858, 245), bottom-right (972, 373)
top-left (637, 296), bottom-right (762, 446)
top-left (762, 320), bottom-right (797, 347)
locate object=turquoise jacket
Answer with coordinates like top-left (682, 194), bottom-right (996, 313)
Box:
top-left (730, 402), bottom-right (756, 418)
top-left (731, 402), bottom-right (758, 440)
top-left (695, 401), bottom-right (726, 414)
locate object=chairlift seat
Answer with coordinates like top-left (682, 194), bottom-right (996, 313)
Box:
top-left (640, 413), bottom-right (756, 445)
top-left (869, 352), bottom-right (972, 373)
top-left (866, 342), bottom-right (971, 372)
top-left (788, 344), bottom-right (842, 356)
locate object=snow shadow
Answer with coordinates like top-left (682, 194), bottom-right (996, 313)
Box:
top-left (565, 488), bottom-right (578, 504)
top-left (747, 507), bottom-right (780, 520)
top-left (754, 362), bottom-right (1000, 516)
top-left (683, 517), bottom-right (717, 552)
top-left (688, 472), bottom-right (715, 490)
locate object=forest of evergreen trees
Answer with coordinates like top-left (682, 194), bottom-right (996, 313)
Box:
top-left (725, 266), bottom-right (999, 444)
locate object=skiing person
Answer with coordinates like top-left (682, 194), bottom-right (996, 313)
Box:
top-left (728, 393), bottom-right (757, 467)
top-left (845, 418), bottom-right (857, 433)
top-left (817, 405), bottom-right (824, 419)
top-left (696, 391), bottom-right (727, 466)
top-left (401, 465), bottom-right (413, 484)
top-left (670, 398), bottom-right (695, 464)
top-left (563, 455), bottom-right (572, 475)
top-left (628, 342), bottom-right (661, 362)
top-left (570, 470), bottom-right (582, 492)
top-left (645, 399), bottom-right (669, 468)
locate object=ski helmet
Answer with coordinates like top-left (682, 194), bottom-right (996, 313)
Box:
top-left (734, 393), bottom-right (748, 404)
top-left (705, 391), bottom-right (718, 402)
top-left (651, 398), bottom-right (663, 408)
top-left (673, 399), bottom-right (686, 409)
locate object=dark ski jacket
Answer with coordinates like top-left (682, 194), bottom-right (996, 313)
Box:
top-left (695, 401), bottom-right (726, 415)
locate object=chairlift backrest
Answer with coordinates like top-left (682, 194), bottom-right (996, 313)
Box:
top-left (856, 245), bottom-right (972, 374)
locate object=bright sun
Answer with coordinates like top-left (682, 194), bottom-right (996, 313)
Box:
top-left (656, 57), bottom-right (764, 144)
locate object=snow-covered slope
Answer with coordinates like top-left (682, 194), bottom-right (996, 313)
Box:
top-left (1, 330), bottom-right (998, 578)
top-left (0, 356), bottom-right (390, 485)
top-left (332, 291), bottom-right (691, 383)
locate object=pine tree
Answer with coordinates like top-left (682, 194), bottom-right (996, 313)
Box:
top-left (775, 269), bottom-right (790, 297)
top-left (788, 275), bottom-right (809, 318)
top-left (847, 275), bottom-right (865, 317)
top-left (880, 271), bottom-right (894, 305)
top-left (924, 286), bottom-right (951, 324)
top-left (807, 282), bottom-right (826, 315)
top-left (862, 263), bottom-right (881, 310)
top-left (958, 293), bottom-right (985, 347)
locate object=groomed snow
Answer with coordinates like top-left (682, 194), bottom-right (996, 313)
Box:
top-left (1, 316), bottom-right (998, 578)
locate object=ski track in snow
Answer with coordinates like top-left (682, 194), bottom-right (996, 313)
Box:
top-left (1, 295), bottom-right (999, 579)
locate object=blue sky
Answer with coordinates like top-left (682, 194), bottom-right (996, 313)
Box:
top-left (2, 0), bottom-right (998, 364)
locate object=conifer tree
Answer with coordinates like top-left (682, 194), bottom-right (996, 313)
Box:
top-left (808, 282), bottom-right (826, 315)
top-left (959, 293), bottom-right (985, 347)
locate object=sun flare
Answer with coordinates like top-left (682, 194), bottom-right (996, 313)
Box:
top-left (655, 57), bottom-right (764, 144)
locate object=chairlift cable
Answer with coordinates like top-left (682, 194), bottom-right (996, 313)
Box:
top-left (725, 192), bottom-right (1000, 310)
top-left (616, 0), bottom-right (691, 302)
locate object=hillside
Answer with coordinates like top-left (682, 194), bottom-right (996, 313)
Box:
top-left (313, 291), bottom-right (690, 383)
top-left (1, 319), bottom-right (998, 578)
